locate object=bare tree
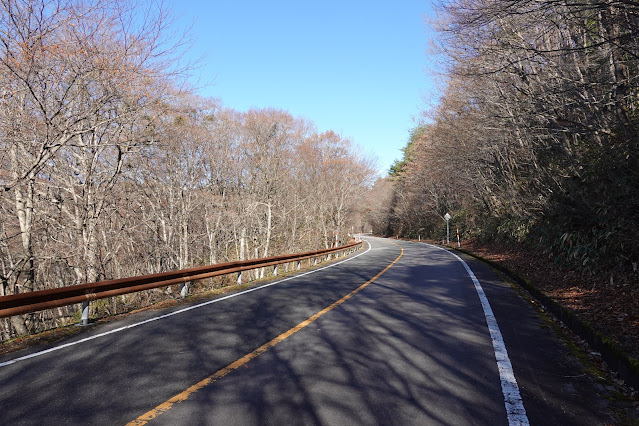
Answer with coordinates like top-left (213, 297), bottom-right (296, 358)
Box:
top-left (0, 0), bottom-right (190, 335)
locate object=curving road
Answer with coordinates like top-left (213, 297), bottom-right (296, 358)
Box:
top-left (0, 237), bottom-right (614, 424)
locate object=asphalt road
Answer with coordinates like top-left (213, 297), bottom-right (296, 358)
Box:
top-left (0, 237), bottom-right (617, 425)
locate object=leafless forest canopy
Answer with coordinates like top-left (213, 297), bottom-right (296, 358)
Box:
top-left (0, 0), bottom-right (374, 338)
top-left (367, 0), bottom-right (639, 278)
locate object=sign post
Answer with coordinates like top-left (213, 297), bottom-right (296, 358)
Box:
top-left (444, 213), bottom-right (451, 244)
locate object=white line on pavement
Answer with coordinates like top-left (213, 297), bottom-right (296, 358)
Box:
top-left (0, 242), bottom-right (373, 369)
top-left (428, 243), bottom-right (530, 426)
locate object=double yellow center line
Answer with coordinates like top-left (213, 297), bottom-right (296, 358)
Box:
top-left (128, 245), bottom-right (403, 425)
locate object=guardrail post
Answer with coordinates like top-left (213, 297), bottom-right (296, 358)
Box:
top-left (78, 301), bottom-right (90, 326)
top-left (180, 283), bottom-right (188, 298)
top-left (273, 264), bottom-right (278, 276)
top-left (237, 271), bottom-right (242, 285)
top-left (314, 257), bottom-right (317, 265)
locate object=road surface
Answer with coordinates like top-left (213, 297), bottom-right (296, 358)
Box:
top-left (0, 237), bottom-right (615, 424)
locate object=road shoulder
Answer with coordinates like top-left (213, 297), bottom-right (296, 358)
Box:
top-left (459, 251), bottom-right (639, 424)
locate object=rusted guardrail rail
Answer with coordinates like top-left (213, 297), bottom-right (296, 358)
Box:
top-left (0, 241), bottom-right (362, 325)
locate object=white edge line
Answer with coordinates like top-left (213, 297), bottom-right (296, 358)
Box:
top-left (426, 243), bottom-right (530, 426)
top-left (0, 242), bottom-right (372, 369)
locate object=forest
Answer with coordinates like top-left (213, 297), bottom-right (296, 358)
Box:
top-left (368, 0), bottom-right (638, 279)
top-left (0, 0), bottom-right (374, 339)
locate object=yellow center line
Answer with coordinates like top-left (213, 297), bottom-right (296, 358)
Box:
top-left (127, 243), bottom-right (403, 425)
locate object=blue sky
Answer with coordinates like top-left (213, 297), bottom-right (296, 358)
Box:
top-left (167, 1), bottom-right (438, 176)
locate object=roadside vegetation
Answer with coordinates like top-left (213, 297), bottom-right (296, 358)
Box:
top-left (0, 0), bottom-right (375, 340)
top-left (366, 0), bottom-right (638, 385)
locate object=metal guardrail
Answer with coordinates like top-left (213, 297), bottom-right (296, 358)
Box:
top-left (0, 241), bottom-right (362, 324)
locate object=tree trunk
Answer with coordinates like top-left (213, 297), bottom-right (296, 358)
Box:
top-left (259, 203), bottom-right (272, 279)
top-left (9, 146), bottom-right (33, 336)
top-left (12, 181), bottom-right (35, 291)
top-left (239, 228), bottom-right (246, 261)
